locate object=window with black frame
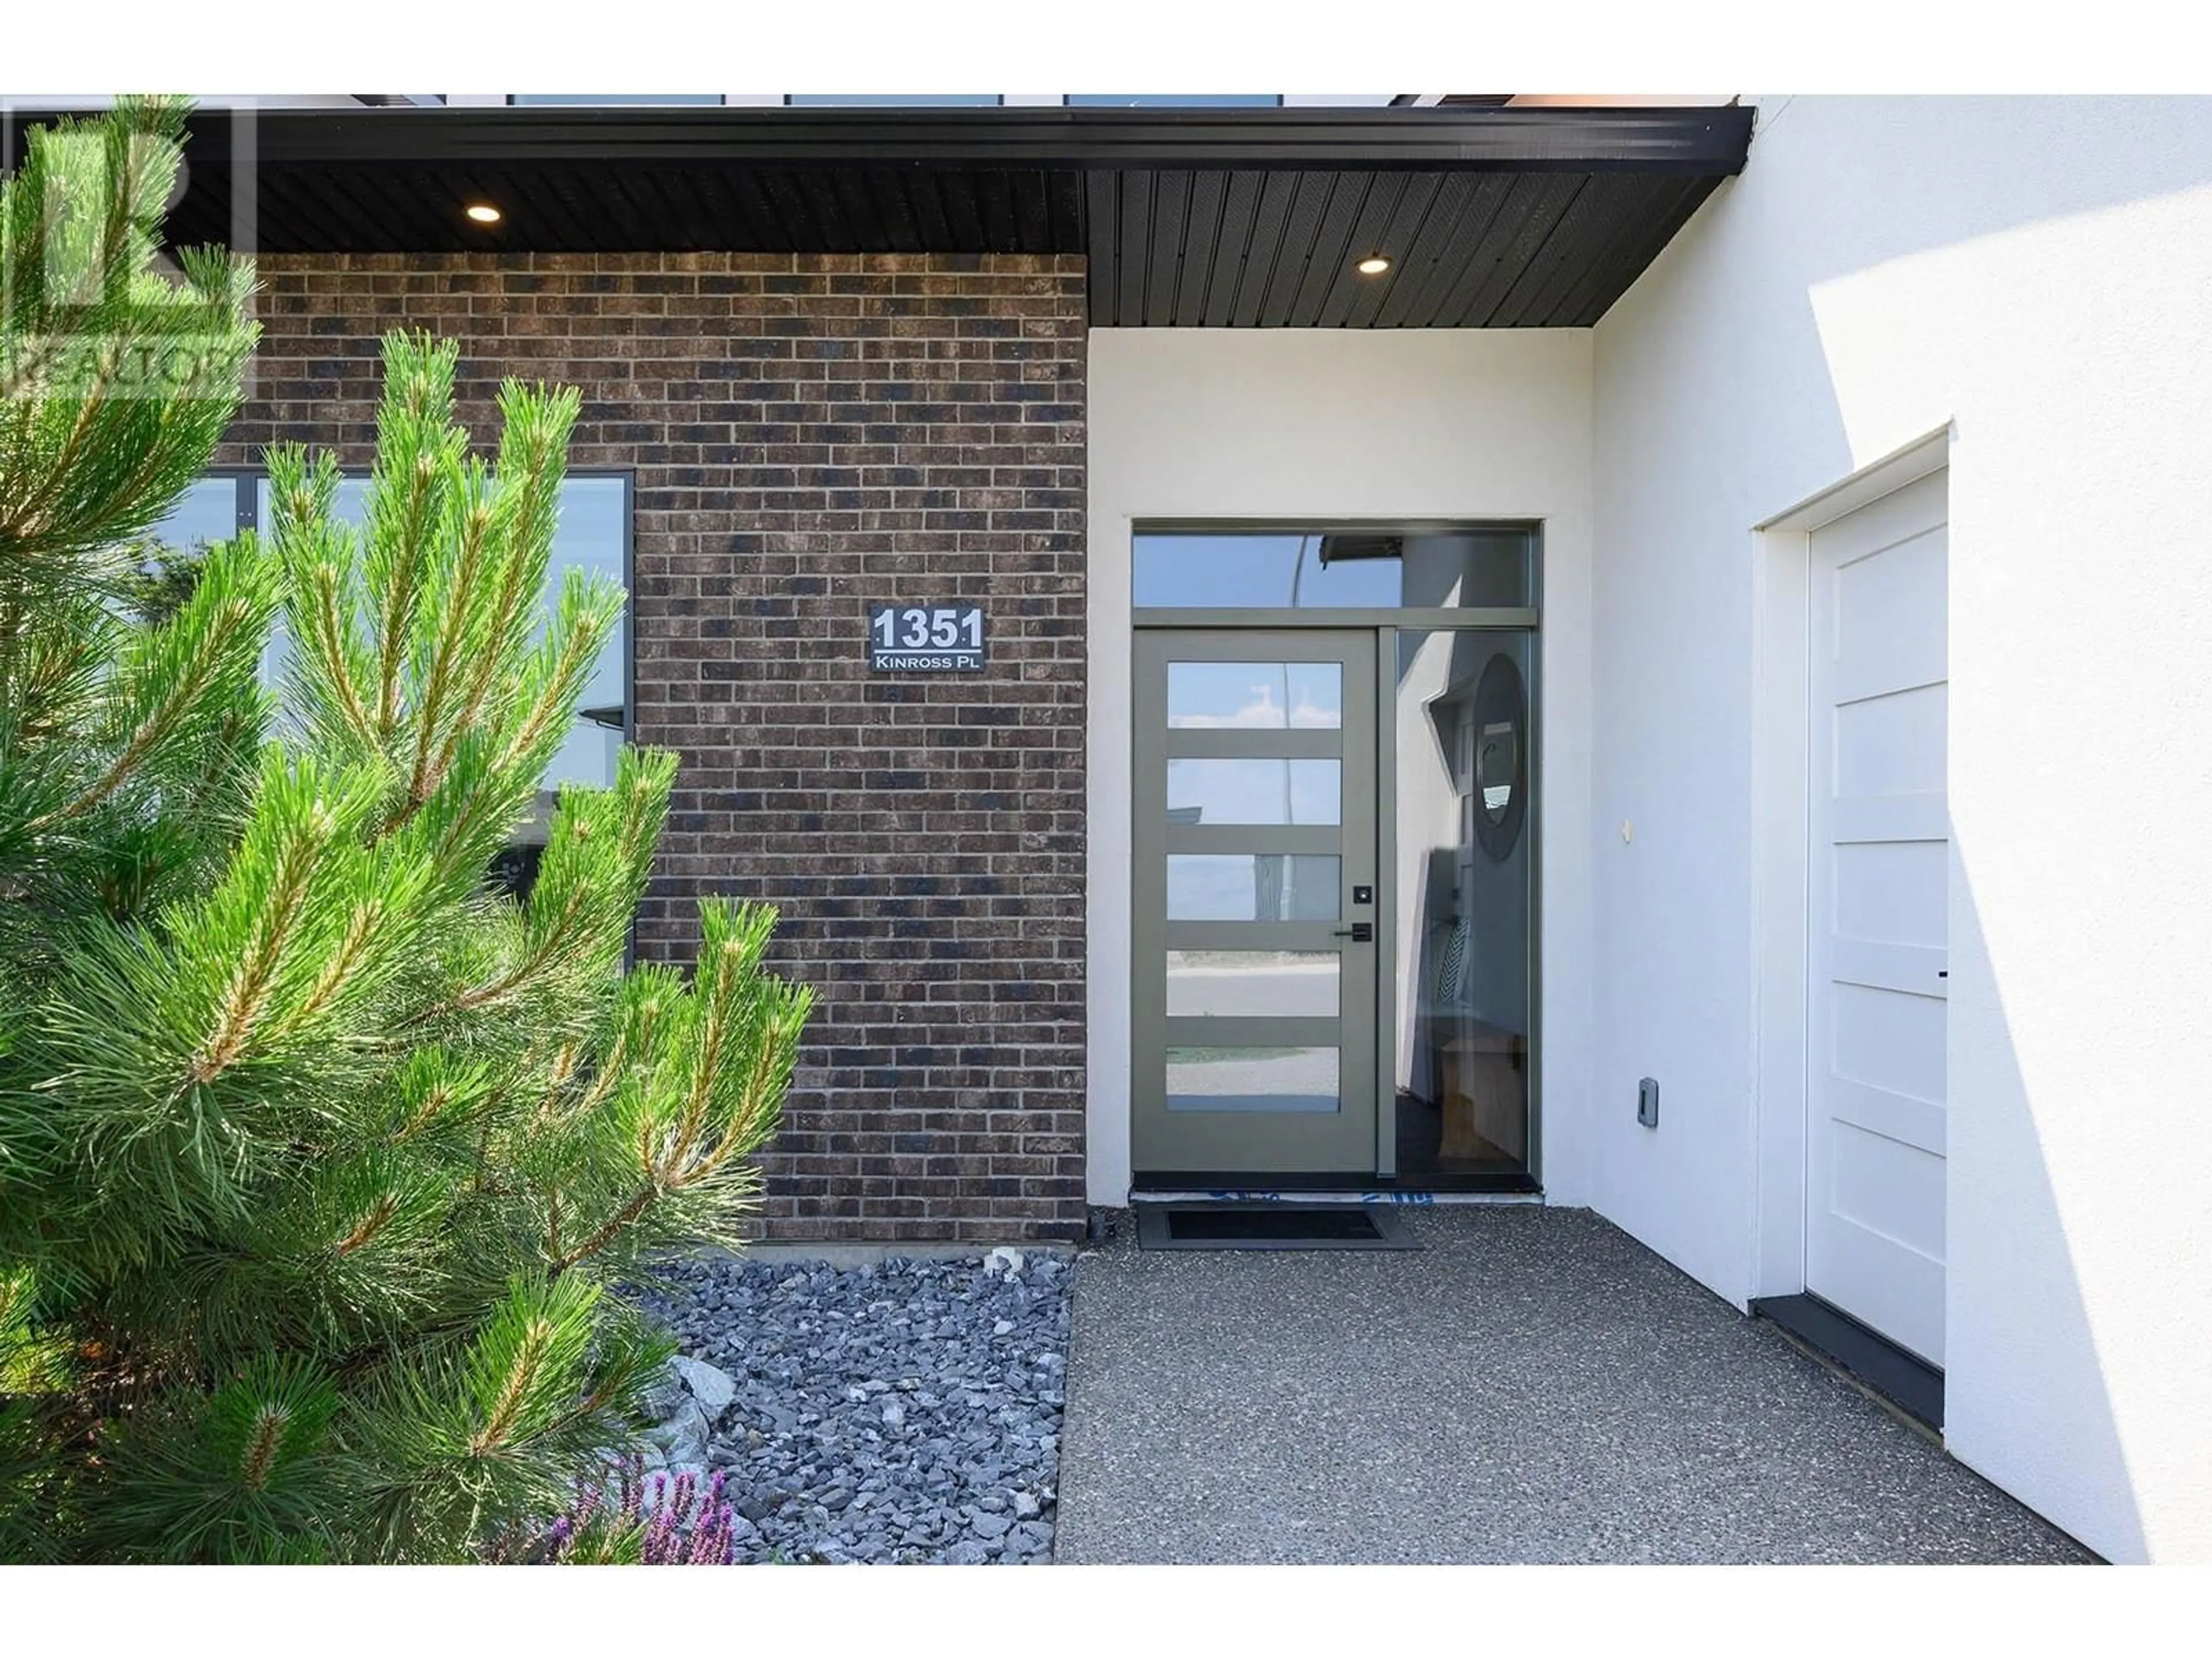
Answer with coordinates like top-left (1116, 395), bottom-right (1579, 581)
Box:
top-left (144, 472), bottom-right (632, 899)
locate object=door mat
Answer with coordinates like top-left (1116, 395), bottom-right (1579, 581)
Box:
top-left (1134, 1202), bottom-right (1423, 1252)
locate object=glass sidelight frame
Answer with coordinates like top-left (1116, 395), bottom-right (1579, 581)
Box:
top-left (1128, 520), bottom-right (1543, 1190)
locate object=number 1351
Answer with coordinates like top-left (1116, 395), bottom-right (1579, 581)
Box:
top-left (873, 606), bottom-right (982, 649)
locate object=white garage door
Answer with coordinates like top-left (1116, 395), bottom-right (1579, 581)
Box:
top-left (1806, 468), bottom-right (1949, 1368)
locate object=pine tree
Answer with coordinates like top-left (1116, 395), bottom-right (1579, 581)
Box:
top-left (0, 100), bottom-right (809, 1563)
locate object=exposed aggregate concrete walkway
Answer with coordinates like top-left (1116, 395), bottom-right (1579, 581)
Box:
top-left (1056, 1206), bottom-right (2090, 1565)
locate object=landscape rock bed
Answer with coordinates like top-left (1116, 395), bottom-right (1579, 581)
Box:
top-left (625, 1248), bottom-right (1071, 1565)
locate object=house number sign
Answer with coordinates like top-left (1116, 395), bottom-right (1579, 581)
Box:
top-left (868, 603), bottom-right (986, 672)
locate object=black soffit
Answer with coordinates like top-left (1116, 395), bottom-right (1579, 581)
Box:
top-left (9, 104), bottom-right (1754, 328)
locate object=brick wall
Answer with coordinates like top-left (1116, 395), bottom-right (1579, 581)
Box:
top-left (219, 252), bottom-right (1089, 1242)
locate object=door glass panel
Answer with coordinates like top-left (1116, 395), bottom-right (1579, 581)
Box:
top-left (1166, 759), bottom-right (1340, 825)
top-left (1136, 530), bottom-right (1533, 609)
top-left (1166, 1047), bottom-right (1340, 1113)
top-left (1166, 854), bottom-right (1339, 921)
top-left (1390, 630), bottom-right (1533, 1176)
top-left (1166, 661), bottom-right (1341, 729)
top-left (1166, 950), bottom-right (1340, 1018)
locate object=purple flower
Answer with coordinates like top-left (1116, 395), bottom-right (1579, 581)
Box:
top-left (525, 1449), bottom-right (748, 1566)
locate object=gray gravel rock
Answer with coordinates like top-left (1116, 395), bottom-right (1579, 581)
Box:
top-left (628, 1251), bottom-right (1069, 1565)
top-left (638, 1368), bottom-right (687, 1422)
top-left (671, 1355), bottom-right (737, 1419)
top-left (644, 1398), bottom-right (712, 1465)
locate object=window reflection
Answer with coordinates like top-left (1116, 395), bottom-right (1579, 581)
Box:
top-left (1166, 759), bottom-right (1340, 826)
top-left (146, 478), bottom-right (241, 555)
top-left (249, 474), bottom-right (627, 788)
top-left (1166, 661), bottom-right (1341, 729)
top-left (1135, 529), bottom-right (1532, 610)
top-left (787, 94), bottom-right (1002, 106)
top-left (1166, 854), bottom-right (1339, 921)
top-left (194, 470), bottom-right (632, 900)
top-left (1166, 951), bottom-right (1339, 1018)
top-left (510, 94), bottom-right (727, 105)
top-left (546, 477), bottom-right (630, 791)
top-left (1166, 1046), bottom-right (1339, 1114)
top-left (1392, 630), bottom-right (1533, 1176)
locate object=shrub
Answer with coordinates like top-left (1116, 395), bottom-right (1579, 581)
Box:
top-left (0, 101), bottom-right (810, 1563)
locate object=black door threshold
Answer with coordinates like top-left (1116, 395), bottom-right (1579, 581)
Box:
top-left (1136, 1169), bottom-right (1539, 1196)
top-left (1752, 1293), bottom-right (1945, 1431)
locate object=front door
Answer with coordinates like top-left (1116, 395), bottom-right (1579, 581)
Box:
top-left (1131, 630), bottom-right (1378, 1176)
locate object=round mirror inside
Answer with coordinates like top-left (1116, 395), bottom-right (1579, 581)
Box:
top-left (1471, 652), bottom-right (1527, 860)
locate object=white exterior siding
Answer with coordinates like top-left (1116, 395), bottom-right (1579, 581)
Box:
top-left (1591, 94), bottom-right (2212, 1563)
top-left (1086, 328), bottom-right (1596, 1211)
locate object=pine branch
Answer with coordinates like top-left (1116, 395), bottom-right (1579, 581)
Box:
top-left (266, 893), bottom-right (388, 1044)
top-left (267, 446), bottom-right (379, 753)
top-left (30, 536), bottom-right (275, 828)
top-left (363, 335), bottom-right (463, 741)
top-left (549, 1184), bottom-right (659, 1281)
top-left (493, 592), bottom-right (615, 779)
top-left (448, 882), bottom-right (591, 1016)
top-left (237, 1404), bottom-right (287, 1491)
top-left (185, 786), bottom-right (327, 1086)
top-left (404, 478), bottom-right (497, 806)
top-left (332, 1195), bottom-right (399, 1258)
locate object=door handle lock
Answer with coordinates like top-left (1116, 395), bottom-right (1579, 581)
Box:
top-left (1333, 923), bottom-right (1374, 943)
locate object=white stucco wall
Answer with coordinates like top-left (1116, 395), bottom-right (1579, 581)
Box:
top-left (1086, 329), bottom-right (1594, 1209)
top-left (1592, 96), bottom-right (2212, 1563)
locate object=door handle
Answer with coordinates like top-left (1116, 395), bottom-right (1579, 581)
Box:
top-left (1333, 923), bottom-right (1374, 943)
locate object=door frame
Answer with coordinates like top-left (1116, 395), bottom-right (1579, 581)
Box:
top-left (1749, 427), bottom-right (1951, 1301)
top-left (1127, 533), bottom-right (1545, 1188)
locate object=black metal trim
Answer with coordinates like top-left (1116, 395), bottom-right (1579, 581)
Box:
top-left (1752, 1293), bottom-right (1945, 1431)
top-left (1135, 514), bottom-right (1544, 537)
top-left (21, 103), bottom-right (1753, 177)
top-left (784, 94), bottom-right (1008, 109)
top-left (1136, 1169), bottom-right (1539, 1196)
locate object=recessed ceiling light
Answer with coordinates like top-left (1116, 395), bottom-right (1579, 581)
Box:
top-left (465, 203), bottom-right (503, 225)
top-left (1356, 254), bottom-right (1392, 276)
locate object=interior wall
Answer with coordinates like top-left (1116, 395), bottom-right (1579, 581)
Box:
top-left (1087, 328), bottom-right (1594, 1204)
top-left (1591, 96), bottom-right (2212, 1563)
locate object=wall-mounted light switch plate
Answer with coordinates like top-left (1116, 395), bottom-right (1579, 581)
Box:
top-left (1637, 1076), bottom-right (1660, 1128)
